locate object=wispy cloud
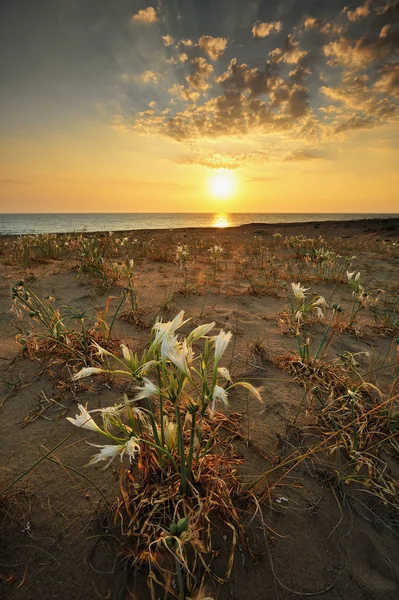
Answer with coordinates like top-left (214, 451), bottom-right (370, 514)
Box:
top-left (0, 179), bottom-right (32, 185)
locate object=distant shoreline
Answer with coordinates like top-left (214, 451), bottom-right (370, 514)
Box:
top-left (1, 216), bottom-right (398, 241)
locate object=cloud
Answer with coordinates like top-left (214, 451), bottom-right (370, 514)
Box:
top-left (132, 7), bottom-right (158, 23)
top-left (374, 62), bottom-right (399, 98)
top-left (284, 150), bottom-right (323, 161)
top-left (303, 16), bottom-right (343, 35)
top-left (168, 83), bottom-right (200, 102)
top-left (162, 35), bottom-right (174, 46)
top-left (198, 35), bottom-right (228, 61)
top-left (320, 72), bottom-right (398, 133)
top-left (252, 21), bottom-right (283, 38)
top-left (179, 39), bottom-right (193, 47)
top-left (270, 35), bottom-right (308, 64)
top-left (138, 70), bottom-right (159, 84)
top-left (343, 2), bottom-right (370, 22)
top-left (0, 179), bottom-right (32, 185)
top-left (216, 58), bottom-right (283, 98)
top-left (167, 53), bottom-right (189, 64)
top-left (323, 29), bottom-right (399, 68)
top-left (185, 57), bottom-right (214, 90)
top-left (176, 151), bottom-right (269, 169)
top-left (122, 1), bottom-right (399, 150)
top-left (133, 85), bottom-right (314, 141)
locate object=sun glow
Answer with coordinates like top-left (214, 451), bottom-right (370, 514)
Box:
top-left (212, 214), bottom-right (231, 228)
top-left (208, 170), bottom-right (236, 199)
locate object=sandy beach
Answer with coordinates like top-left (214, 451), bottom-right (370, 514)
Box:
top-left (1, 218), bottom-right (398, 600)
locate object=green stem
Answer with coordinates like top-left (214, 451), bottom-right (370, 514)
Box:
top-left (176, 404), bottom-right (186, 494)
top-left (186, 412), bottom-right (196, 482)
top-left (107, 291), bottom-right (127, 342)
top-left (314, 311), bottom-right (335, 362)
top-left (174, 554), bottom-right (185, 600)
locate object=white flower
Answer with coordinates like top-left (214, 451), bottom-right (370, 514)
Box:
top-left (187, 321), bottom-right (215, 344)
top-left (90, 403), bottom-right (124, 427)
top-left (159, 417), bottom-right (178, 452)
top-left (160, 333), bottom-right (179, 362)
top-left (210, 385), bottom-right (229, 413)
top-left (167, 339), bottom-right (193, 376)
top-left (152, 310), bottom-right (188, 347)
top-left (313, 296), bottom-right (327, 307)
top-left (134, 378), bottom-right (159, 399)
top-left (213, 330), bottom-right (232, 363)
top-left (71, 367), bottom-right (104, 381)
top-left (347, 271), bottom-right (360, 282)
top-left (291, 282), bottom-right (309, 302)
top-left (120, 344), bottom-right (132, 362)
top-left (217, 367), bottom-right (232, 382)
top-left (91, 341), bottom-right (111, 359)
top-left (121, 438), bottom-right (141, 463)
top-left (66, 404), bottom-right (104, 433)
top-left (86, 443), bottom-right (124, 467)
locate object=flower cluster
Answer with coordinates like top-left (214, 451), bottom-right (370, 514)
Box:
top-left (68, 312), bottom-right (262, 486)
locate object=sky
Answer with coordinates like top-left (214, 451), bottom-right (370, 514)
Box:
top-left (0, 0), bottom-right (398, 213)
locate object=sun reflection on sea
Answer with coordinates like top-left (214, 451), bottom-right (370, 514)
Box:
top-left (212, 214), bottom-right (231, 228)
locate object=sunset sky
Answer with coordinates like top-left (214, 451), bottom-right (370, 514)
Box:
top-left (1, 0), bottom-right (398, 213)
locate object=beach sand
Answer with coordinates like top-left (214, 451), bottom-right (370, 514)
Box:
top-left (0, 218), bottom-right (398, 600)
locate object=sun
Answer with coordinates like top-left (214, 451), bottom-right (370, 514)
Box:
top-left (208, 170), bottom-right (236, 199)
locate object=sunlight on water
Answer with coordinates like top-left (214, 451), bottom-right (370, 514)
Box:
top-left (212, 214), bottom-right (231, 228)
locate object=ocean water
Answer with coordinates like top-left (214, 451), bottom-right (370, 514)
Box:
top-left (0, 213), bottom-right (398, 236)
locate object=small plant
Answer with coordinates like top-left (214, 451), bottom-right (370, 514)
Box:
top-left (346, 271), bottom-right (369, 329)
top-left (175, 245), bottom-right (191, 294)
top-left (207, 244), bottom-right (223, 284)
top-left (68, 312), bottom-right (262, 597)
top-left (280, 282), bottom-right (328, 361)
top-left (10, 281), bottom-right (118, 366)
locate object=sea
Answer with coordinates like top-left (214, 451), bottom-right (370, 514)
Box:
top-left (0, 213), bottom-right (398, 236)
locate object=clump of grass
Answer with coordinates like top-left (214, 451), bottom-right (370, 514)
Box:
top-left (10, 281), bottom-right (119, 366)
top-left (271, 347), bottom-right (399, 505)
top-left (284, 235), bottom-right (325, 260)
top-left (74, 236), bottom-right (124, 293)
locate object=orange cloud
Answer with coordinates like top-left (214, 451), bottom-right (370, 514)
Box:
top-left (343, 2), bottom-right (370, 22)
top-left (162, 35), bottom-right (174, 46)
top-left (270, 35), bottom-right (308, 64)
top-left (185, 57), bottom-right (214, 91)
top-left (132, 6), bottom-right (158, 23)
top-left (139, 70), bottom-right (159, 84)
top-left (198, 35), bottom-right (228, 61)
top-left (252, 21), bottom-right (282, 38)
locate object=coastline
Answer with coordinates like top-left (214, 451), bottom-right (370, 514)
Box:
top-left (1, 215), bottom-right (398, 241)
